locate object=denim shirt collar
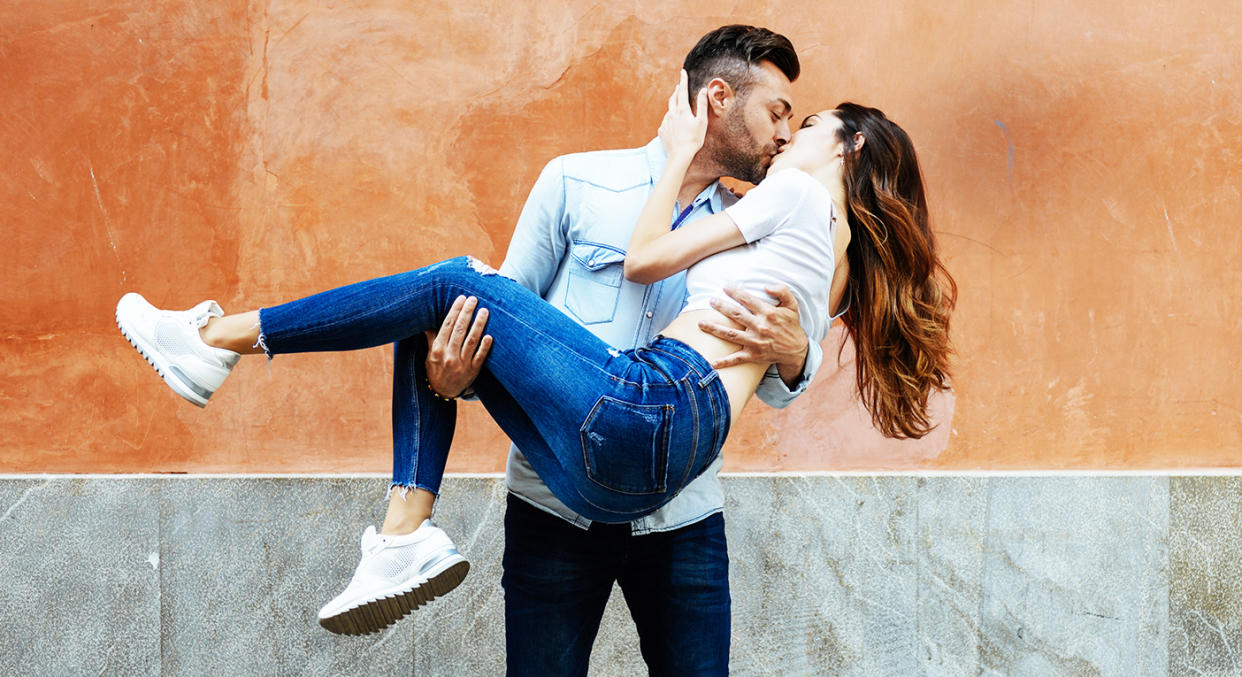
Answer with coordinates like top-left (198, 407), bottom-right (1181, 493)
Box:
top-left (642, 138), bottom-right (726, 215)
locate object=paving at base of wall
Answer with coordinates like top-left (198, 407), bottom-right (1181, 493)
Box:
top-left (0, 476), bottom-right (1236, 676)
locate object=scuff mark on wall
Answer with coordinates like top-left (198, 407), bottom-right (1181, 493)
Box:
top-left (88, 160), bottom-right (126, 285)
top-left (995, 120), bottom-right (1015, 183)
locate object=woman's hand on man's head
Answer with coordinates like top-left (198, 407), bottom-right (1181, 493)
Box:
top-left (658, 69), bottom-right (708, 162)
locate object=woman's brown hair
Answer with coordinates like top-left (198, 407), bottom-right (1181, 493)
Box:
top-left (834, 102), bottom-right (957, 439)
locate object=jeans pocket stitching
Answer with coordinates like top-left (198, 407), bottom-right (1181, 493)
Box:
top-left (579, 395), bottom-right (671, 496)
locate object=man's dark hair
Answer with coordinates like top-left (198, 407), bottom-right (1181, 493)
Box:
top-left (682, 25), bottom-right (799, 101)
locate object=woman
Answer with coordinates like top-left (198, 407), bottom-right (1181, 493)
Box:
top-left (116, 75), bottom-right (955, 634)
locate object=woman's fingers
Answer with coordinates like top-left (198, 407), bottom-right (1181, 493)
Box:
top-left (669, 69), bottom-right (689, 113)
top-left (659, 70), bottom-right (707, 156)
top-left (694, 87), bottom-right (709, 141)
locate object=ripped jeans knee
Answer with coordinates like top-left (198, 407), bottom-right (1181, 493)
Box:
top-left (465, 255), bottom-right (506, 278)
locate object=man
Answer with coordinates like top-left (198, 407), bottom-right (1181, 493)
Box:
top-left (424, 25), bottom-right (821, 676)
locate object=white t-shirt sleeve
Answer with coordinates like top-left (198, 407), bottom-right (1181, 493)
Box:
top-left (723, 168), bottom-right (816, 243)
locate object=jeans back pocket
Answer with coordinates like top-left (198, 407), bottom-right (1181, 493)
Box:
top-left (580, 396), bottom-right (671, 495)
top-left (564, 242), bottom-right (625, 325)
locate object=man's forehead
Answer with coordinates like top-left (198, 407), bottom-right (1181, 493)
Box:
top-left (753, 59), bottom-right (793, 87)
top-left (750, 60), bottom-right (794, 108)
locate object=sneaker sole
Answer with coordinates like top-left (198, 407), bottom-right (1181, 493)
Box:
top-left (116, 305), bottom-right (210, 408)
top-left (318, 555), bottom-right (470, 636)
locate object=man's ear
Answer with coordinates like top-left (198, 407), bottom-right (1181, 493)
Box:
top-left (852, 131), bottom-right (866, 152)
top-left (704, 77), bottom-right (733, 117)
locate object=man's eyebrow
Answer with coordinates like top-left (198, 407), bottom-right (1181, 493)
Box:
top-left (772, 98), bottom-right (793, 115)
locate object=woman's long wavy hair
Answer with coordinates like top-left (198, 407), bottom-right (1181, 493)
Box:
top-left (834, 102), bottom-right (956, 439)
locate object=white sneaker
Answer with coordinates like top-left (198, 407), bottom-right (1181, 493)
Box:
top-left (318, 521), bottom-right (470, 635)
top-left (115, 292), bottom-right (241, 407)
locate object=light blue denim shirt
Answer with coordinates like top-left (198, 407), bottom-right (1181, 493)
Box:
top-left (497, 138), bottom-right (824, 534)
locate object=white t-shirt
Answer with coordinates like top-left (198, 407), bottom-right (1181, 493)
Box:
top-left (682, 167), bottom-right (842, 343)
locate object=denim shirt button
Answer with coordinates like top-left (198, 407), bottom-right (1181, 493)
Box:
top-left (645, 311), bottom-right (653, 318)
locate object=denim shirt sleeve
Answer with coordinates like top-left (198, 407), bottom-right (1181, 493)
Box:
top-left (453, 159), bottom-right (566, 403)
top-left (753, 338), bottom-right (823, 409)
top-left (499, 158), bottom-right (567, 294)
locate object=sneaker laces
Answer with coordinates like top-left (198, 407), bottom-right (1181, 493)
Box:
top-left (360, 520), bottom-right (435, 556)
top-left (186, 300), bottom-right (225, 329)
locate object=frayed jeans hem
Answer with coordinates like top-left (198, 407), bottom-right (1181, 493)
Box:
top-left (386, 482), bottom-right (439, 502)
top-left (251, 319), bottom-right (271, 361)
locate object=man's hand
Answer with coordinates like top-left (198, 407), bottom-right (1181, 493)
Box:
top-left (697, 285), bottom-right (810, 388)
top-left (425, 295), bottom-right (492, 398)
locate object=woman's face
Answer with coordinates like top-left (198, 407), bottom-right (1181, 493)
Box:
top-left (770, 109), bottom-right (846, 175)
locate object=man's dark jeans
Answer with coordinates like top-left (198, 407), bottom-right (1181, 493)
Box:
top-left (501, 494), bottom-right (730, 676)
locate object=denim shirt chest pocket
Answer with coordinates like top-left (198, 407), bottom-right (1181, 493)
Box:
top-left (564, 242), bottom-right (627, 325)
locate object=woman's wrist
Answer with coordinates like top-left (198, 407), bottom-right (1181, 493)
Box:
top-left (663, 151), bottom-right (696, 177)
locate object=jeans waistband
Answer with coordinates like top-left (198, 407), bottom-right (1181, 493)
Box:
top-left (642, 335), bottom-right (719, 389)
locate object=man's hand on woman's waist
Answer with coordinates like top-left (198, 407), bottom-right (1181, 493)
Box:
top-left (697, 284), bottom-right (810, 388)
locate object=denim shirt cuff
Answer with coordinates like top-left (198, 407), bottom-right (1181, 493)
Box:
top-left (755, 338), bottom-right (822, 407)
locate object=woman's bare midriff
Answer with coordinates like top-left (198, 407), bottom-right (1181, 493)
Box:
top-left (658, 309), bottom-right (769, 424)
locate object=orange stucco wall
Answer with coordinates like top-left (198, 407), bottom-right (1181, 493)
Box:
top-left (3, 1), bottom-right (1239, 473)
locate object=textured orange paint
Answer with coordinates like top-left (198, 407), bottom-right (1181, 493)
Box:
top-left (3, 1), bottom-right (1240, 473)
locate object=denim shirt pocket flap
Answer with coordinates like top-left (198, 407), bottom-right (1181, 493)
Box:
top-left (564, 242), bottom-right (626, 325)
top-left (569, 242), bottom-right (626, 275)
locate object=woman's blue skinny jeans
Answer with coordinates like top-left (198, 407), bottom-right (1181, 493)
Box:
top-left (257, 256), bottom-right (731, 523)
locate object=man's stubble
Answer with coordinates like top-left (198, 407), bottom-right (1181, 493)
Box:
top-left (704, 101), bottom-right (773, 185)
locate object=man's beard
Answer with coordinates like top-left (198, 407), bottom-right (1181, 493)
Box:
top-left (706, 108), bottom-right (773, 184)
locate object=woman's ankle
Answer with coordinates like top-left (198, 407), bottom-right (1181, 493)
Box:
top-left (200, 311), bottom-right (262, 354)
top-left (380, 487), bottom-right (435, 534)
top-left (378, 519), bottom-right (430, 536)
top-left (199, 317), bottom-right (224, 349)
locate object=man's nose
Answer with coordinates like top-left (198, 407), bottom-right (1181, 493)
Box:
top-left (774, 119), bottom-right (792, 145)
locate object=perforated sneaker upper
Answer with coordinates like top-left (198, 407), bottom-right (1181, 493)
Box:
top-left (154, 322), bottom-right (195, 357)
top-left (321, 521), bottom-right (463, 618)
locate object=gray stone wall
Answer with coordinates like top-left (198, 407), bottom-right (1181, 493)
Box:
top-left (0, 476), bottom-right (1235, 676)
